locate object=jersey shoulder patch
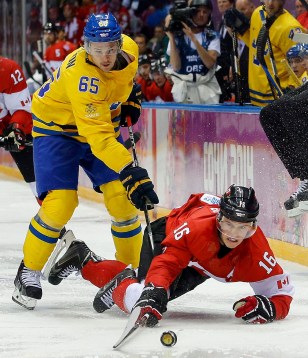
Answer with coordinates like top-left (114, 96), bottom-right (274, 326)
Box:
top-left (200, 193), bottom-right (221, 206)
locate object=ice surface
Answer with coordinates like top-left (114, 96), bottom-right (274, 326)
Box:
top-left (1, 175), bottom-right (308, 358)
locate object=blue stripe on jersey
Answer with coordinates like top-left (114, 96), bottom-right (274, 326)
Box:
top-left (33, 126), bottom-right (79, 136)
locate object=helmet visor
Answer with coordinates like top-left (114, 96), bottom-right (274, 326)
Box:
top-left (216, 216), bottom-right (257, 240)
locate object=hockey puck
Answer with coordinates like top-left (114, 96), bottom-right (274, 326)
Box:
top-left (160, 331), bottom-right (177, 347)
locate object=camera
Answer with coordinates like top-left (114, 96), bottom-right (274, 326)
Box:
top-left (165, 0), bottom-right (196, 35)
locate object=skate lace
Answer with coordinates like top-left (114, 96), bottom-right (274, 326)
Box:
top-left (100, 289), bottom-right (114, 308)
top-left (58, 264), bottom-right (79, 279)
top-left (292, 180), bottom-right (308, 198)
top-left (21, 267), bottom-right (41, 289)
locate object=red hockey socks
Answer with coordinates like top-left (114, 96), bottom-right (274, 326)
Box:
top-left (81, 259), bottom-right (126, 288)
top-left (112, 277), bottom-right (138, 313)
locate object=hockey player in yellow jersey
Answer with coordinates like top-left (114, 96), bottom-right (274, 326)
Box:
top-left (225, 0), bottom-right (304, 106)
top-left (12, 13), bottom-right (159, 310)
top-left (285, 44), bottom-right (308, 87)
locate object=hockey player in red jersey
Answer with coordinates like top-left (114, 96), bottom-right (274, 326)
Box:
top-left (43, 22), bottom-right (77, 75)
top-left (0, 56), bottom-right (38, 199)
top-left (49, 185), bottom-right (294, 325)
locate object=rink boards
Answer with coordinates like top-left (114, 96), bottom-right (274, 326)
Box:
top-left (1, 103), bottom-right (307, 266)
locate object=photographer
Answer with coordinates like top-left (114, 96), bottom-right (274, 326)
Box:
top-left (164, 0), bottom-right (221, 104)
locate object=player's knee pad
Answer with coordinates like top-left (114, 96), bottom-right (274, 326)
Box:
top-left (100, 180), bottom-right (137, 221)
top-left (38, 189), bottom-right (78, 228)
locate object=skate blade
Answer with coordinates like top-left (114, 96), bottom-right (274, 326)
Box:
top-left (299, 201), bottom-right (308, 211)
top-left (12, 287), bottom-right (37, 310)
top-left (41, 230), bottom-right (76, 280)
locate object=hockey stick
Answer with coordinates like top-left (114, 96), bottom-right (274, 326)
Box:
top-left (123, 131), bottom-right (141, 150)
top-left (32, 51), bottom-right (53, 78)
top-left (281, 59), bottom-right (302, 87)
top-left (126, 116), bottom-right (155, 253)
top-left (24, 61), bottom-right (43, 87)
top-left (113, 306), bottom-right (149, 348)
top-left (231, 30), bottom-right (244, 106)
top-left (256, 12), bottom-right (283, 99)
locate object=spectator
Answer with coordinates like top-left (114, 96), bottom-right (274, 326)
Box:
top-left (230, 0), bottom-right (256, 103)
top-left (215, 0), bottom-right (235, 102)
top-left (47, 5), bottom-right (64, 23)
top-left (148, 24), bottom-right (169, 58)
top-left (286, 43), bottom-right (308, 86)
top-left (134, 33), bottom-right (153, 55)
top-left (143, 0), bottom-right (168, 31)
top-left (295, 0), bottom-right (307, 17)
top-left (26, 8), bottom-right (43, 54)
top-left (99, 0), bottom-right (131, 34)
top-left (62, 3), bottom-right (84, 46)
top-left (297, 13), bottom-right (308, 30)
top-left (164, 0), bottom-right (221, 104)
top-left (135, 53), bottom-right (154, 100)
top-left (225, 0), bottom-right (305, 107)
top-left (145, 57), bottom-right (174, 102)
top-left (76, 0), bottom-right (96, 22)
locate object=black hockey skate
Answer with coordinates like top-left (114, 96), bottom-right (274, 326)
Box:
top-left (284, 180), bottom-right (308, 217)
top-left (93, 267), bottom-right (136, 313)
top-left (297, 180), bottom-right (308, 211)
top-left (48, 240), bottom-right (101, 285)
top-left (12, 261), bottom-right (42, 310)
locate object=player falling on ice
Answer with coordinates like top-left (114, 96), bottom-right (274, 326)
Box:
top-left (48, 185), bottom-right (294, 325)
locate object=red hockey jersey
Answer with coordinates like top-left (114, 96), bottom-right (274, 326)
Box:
top-left (44, 40), bottom-right (77, 74)
top-left (0, 57), bottom-right (32, 135)
top-left (145, 193), bottom-right (294, 320)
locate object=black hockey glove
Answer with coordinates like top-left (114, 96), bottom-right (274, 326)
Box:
top-left (120, 82), bottom-right (142, 127)
top-left (224, 9), bottom-right (250, 35)
top-left (119, 165), bottom-right (159, 211)
top-left (2, 123), bottom-right (26, 152)
top-left (132, 283), bottom-right (168, 327)
top-left (233, 295), bottom-right (276, 324)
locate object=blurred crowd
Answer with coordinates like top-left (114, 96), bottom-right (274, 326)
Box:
top-left (24, 0), bottom-right (308, 106)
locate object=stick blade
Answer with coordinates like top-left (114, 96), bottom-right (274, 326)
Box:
top-left (113, 306), bottom-right (142, 349)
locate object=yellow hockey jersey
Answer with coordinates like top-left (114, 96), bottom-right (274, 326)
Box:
top-left (240, 6), bottom-right (304, 107)
top-left (31, 34), bottom-right (138, 173)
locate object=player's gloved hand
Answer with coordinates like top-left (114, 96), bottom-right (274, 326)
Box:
top-left (224, 9), bottom-right (250, 35)
top-left (120, 82), bottom-right (142, 127)
top-left (2, 123), bottom-right (26, 152)
top-left (132, 283), bottom-right (168, 327)
top-left (119, 164), bottom-right (159, 210)
top-left (233, 295), bottom-right (276, 324)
